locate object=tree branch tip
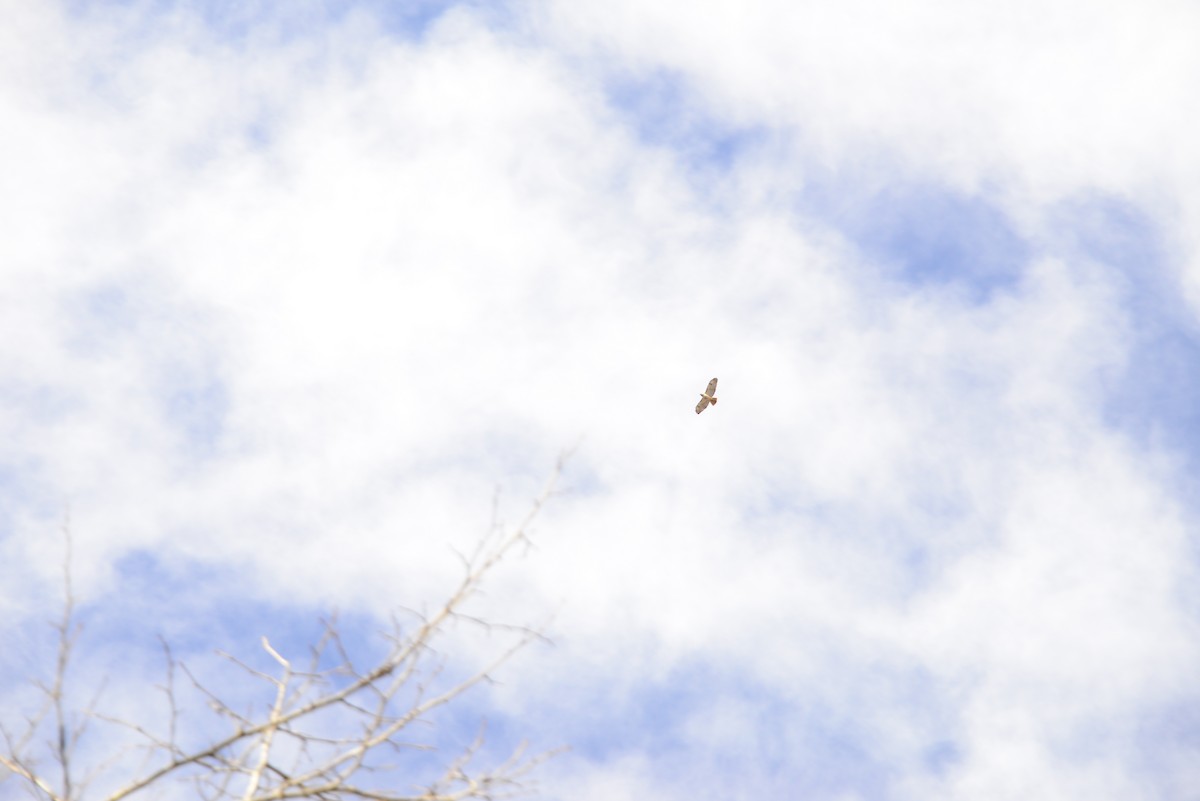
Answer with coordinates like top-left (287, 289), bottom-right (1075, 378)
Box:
top-left (262, 636), bottom-right (289, 668)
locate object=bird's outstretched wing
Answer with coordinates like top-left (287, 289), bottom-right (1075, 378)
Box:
top-left (695, 377), bottom-right (719, 414)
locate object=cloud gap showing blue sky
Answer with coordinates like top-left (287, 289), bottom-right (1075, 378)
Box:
top-left (64, 0), bottom-right (473, 44)
top-left (599, 67), bottom-right (766, 178)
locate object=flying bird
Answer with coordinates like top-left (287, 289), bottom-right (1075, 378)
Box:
top-left (695, 377), bottom-right (718, 414)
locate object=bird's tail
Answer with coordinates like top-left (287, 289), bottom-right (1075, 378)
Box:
top-left (711, 397), bottom-right (718, 405)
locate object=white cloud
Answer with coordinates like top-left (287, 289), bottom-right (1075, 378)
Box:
top-left (1, 1), bottom-right (1197, 799)
top-left (533, 0), bottom-right (1200, 306)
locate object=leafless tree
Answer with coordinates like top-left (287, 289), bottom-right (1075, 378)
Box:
top-left (1, 463), bottom-right (565, 801)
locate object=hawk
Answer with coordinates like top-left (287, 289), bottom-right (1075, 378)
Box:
top-left (695, 377), bottom-right (719, 414)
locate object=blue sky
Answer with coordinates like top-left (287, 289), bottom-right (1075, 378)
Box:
top-left (2, 1), bottom-right (1200, 799)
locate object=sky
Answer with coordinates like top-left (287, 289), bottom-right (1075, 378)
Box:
top-left (2, 1), bottom-right (1199, 799)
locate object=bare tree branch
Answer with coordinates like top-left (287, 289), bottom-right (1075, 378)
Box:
top-left (3, 460), bottom-right (568, 801)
